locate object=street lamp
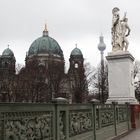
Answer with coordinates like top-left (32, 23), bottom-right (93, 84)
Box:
top-left (98, 35), bottom-right (106, 103)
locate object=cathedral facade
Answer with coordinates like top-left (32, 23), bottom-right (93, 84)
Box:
top-left (0, 25), bottom-right (88, 103)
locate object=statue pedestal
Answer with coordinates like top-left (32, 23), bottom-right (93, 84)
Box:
top-left (106, 51), bottom-right (138, 104)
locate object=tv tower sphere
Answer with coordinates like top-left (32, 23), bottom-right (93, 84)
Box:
top-left (98, 35), bottom-right (106, 52)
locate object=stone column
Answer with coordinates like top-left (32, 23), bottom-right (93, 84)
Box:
top-left (106, 51), bottom-right (138, 104)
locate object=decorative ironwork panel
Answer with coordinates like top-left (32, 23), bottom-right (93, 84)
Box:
top-left (118, 106), bottom-right (127, 123)
top-left (59, 111), bottom-right (66, 140)
top-left (4, 111), bottom-right (53, 140)
top-left (100, 106), bottom-right (114, 127)
top-left (69, 110), bottom-right (92, 137)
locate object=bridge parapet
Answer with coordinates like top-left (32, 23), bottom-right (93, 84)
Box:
top-left (0, 102), bottom-right (131, 140)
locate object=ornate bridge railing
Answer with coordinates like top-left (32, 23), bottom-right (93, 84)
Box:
top-left (0, 103), bottom-right (56, 140)
top-left (0, 101), bottom-right (131, 140)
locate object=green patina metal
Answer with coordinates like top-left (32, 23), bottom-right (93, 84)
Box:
top-left (28, 33), bottom-right (63, 57)
top-left (70, 47), bottom-right (83, 56)
top-left (0, 102), bottom-right (131, 140)
top-left (2, 48), bottom-right (14, 57)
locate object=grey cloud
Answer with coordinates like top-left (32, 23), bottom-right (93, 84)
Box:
top-left (0, 0), bottom-right (140, 66)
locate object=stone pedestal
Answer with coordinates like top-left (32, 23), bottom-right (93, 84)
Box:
top-left (106, 51), bottom-right (138, 104)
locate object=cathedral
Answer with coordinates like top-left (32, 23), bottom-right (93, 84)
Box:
top-left (0, 25), bottom-right (88, 103)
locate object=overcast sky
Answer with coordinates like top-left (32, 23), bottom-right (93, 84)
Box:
top-left (0, 0), bottom-right (140, 69)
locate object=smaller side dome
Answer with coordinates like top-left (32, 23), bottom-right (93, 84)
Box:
top-left (2, 48), bottom-right (14, 57)
top-left (70, 47), bottom-right (83, 57)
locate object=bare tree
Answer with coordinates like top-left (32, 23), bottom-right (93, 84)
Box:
top-left (16, 63), bottom-right (24, 74)
top-left (84, 61), bottom-right (108, 103)
top-left (84, 62), bottom-right (96, 88)
top-left (17, 57), bottom-right (65, 102)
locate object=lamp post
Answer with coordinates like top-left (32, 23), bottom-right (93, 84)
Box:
top-left (98, 35), bottom-right (106, 103)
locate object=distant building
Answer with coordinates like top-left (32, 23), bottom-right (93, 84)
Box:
top-left (0, 25), bottom-right (88, 103)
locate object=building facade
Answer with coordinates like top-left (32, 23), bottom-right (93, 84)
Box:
top-left (0, 25), bottom-right (88, 103)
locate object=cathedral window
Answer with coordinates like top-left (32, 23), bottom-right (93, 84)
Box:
top-left (75, 63), bottom-right (78, 68)
top-left (3, 62), bottom-right (9, 68)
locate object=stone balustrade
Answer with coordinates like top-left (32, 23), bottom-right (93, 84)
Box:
top-left (0, 101), bottom-right (132, 140)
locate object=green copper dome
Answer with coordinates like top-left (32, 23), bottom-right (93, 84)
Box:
top-left (2, 48), bottom-right (14, 57)
top-left (70, 47), bottom-right (83, 56)
top-left (28, 28), bottom-right (63, 57)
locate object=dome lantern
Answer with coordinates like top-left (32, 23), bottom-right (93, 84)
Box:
top-left (43, 24), bottom-right (48, 37)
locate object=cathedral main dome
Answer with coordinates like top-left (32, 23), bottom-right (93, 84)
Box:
top-left (28, 25), bottom-right (63, 57)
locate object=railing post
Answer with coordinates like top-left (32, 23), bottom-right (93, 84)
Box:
top-left (112, 102), bottom-right (117, 136)
top-left (93, 103), bottom-right (96, 140)
top-left (52, 97), bottom-right (69, 140)
top-left (90, 100), bottom-right (99, 140)
top-left (98, 104), bottom-right (101, 129)
top-left (125, 102), bottom-right (130, 130)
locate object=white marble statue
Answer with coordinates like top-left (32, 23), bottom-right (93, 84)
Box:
top-left (111, 7), bottom-right (130, 52)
